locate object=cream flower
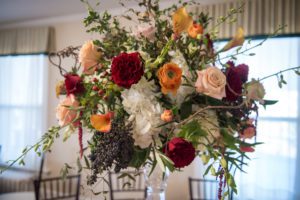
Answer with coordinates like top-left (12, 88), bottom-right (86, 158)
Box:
top-left (79, 41), bottom-right (102, 75)
top-left (195, 109), bottom-right (221, 151)
top-left (195, 66), bottom-right (226, 100)
top-left (121, 77), bottom-right (162, 148)
top-left (56, 94), bottom-right (79, 127)
top-left (134, 24), bottom-right (156, 41)
top-left (246, 80), bottom-right (266, 103)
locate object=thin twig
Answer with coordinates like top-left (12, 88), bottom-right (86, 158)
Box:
top-left (259, 66), bottom-right (300, 81)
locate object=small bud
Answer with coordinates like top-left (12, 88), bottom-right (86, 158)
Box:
top-left (93, 78), bottom-right (99, 83)
top-left (92, 86), bottom-right (99, 91)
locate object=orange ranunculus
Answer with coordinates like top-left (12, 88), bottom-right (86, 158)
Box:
top-left (90, 112), bottom-right (114, 133)
top-left (157, 62), bottom-right (182, 95)
top-left (222, 27), bottom-right (245, 51)
top-left (161, 110), bottom-right (173, 122)
top-left (172, 7), bottom-right (193, 35)
top-left (188, 23), bottom-right (203, 38)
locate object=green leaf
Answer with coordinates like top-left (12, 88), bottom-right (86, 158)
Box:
top-left (84, 155), bottom-right (90, 169)
top-left (203, 163), bottom-right (213, 176)
top-left (210, 166), bottom-right (216, 176)
top-left (178, 120), bottom-right (207, 146)
top-left (129, 146), bottom-right (151, 168)
top-left (262, 100), bottom-right (278, 106)
top-left (201, 154), bottom-right (210, 165)
top-left (179, 101), bottom-right (192, 120)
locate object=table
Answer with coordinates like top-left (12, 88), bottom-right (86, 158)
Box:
top-left (0, 192), bottom-right (35, 200)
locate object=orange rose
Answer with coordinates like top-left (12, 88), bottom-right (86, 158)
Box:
top-left (90, 112), bottom-right (114, 133)
top-left (188, 23), bottom-right (203, 38)
top-left (157, 62), bottom-right (182, 95)
top-left (161, 110), bottom-right (173, 122)
top-left (79, 41), bottom-right (102, 75)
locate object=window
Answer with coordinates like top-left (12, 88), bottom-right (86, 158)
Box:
top-left (0, 54), bottom-right (48, 170)
top-left (217, 37), bottom-right (300, 199)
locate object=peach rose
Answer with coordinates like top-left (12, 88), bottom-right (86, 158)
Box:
top-left (79, 41), bottom-right (102, 75)
top-left (56, 94), bottom-right (79, 127)
top-left (195, 66), bottom-right (226, 99)
top-left (161, 110), bottom-right (173, 122)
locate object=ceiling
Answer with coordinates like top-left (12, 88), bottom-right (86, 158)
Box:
top-left (0, 0), bottom-right (228, 27)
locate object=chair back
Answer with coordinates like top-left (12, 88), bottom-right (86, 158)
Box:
top-left (108, 170), bottom-right (146, 200)
top-left (189, 177), bottom-right (218, 200)
top-left (33, 174), bottom-right (81, 200)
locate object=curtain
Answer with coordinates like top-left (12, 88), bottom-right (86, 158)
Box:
top-left (192, 0), bottom-right (300, 39)
top-left (216, 37), bottom-right (300, 199)
top-left (0, 55), bottom-right (48, 170)
top-left (0, 27), bottom-right (55, 55)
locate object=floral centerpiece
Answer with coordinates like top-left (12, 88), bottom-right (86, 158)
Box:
top-left (2, 0), bottom-right (300, 199)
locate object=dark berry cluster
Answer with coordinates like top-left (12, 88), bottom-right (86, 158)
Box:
top-left (87, 118), bottom-right (134, 185)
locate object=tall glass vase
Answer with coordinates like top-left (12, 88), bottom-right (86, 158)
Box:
top-left (143, 164), bottom-right (170, 200)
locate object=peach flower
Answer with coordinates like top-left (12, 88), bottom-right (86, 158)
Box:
top-left (79, 41), bottom-right (102, 75)
top-left (90, 112), bottom-right (114, 133)
top-left (222, 27), bottom-right (245, 51)
top-left (157, 62), bottom-right (182, 95)
top-left (240, 126), bottom-right (256, 139)
top-left (172, 7), bottom-right (193, 35)
top-left (188, 23), bottom-right (203, 38)
top-left (195, 66), bottom-right (226, 99)
top-left (56, 94), bottom-right (79, 127)
top-left (240, 145), bottom-right (255, 153)
top-left (161, 110), bottom-right (173, 122)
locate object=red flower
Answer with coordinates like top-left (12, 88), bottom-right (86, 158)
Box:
top-left (240, 145), bottom-right (255, 153)
top-left (164, 137), bottom-right (195, 168)
top-left (225, 61), bottom-right (249, 101)
top-left (64, 74), bottom-right (85, 95)
top-left (111, 52), bottom-right (144, 88)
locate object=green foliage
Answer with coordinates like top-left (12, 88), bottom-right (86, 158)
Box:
top-left (177, 120), bottom-right (207, 146)
top-left (129, 146), bottom-right (151, 168)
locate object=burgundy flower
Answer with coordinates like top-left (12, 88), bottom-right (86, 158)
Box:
top-left (65, 74), bottom-right (85, 95)
top-left (164, 137), bottom-right (195, 168)
top-left (225, 61), bottom-right (249, 101)
top-left (111, 52), bottom-right (144, 88)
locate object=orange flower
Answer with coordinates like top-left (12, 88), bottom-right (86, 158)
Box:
top-left (161, 110), bottom-right (173, 122)
top-left (188, 23), bottom-right (203, 38)
top-left (90, 112), bottom-right (114, 133)
top-left (172, 7), bottom-right (193, 35)
top-left (157, 63), bottom-right (182, 95)
top-left (222, 27), bottom-right (245, 51)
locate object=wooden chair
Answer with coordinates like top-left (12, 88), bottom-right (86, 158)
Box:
top-left (108, 170), bottom-right (147, 200)
top-left (33, 154), bottom-right (81, 200)
top-left (189, 177), bottom-right (218, 200)
top-left (33, 174), bottom-right (81, 200)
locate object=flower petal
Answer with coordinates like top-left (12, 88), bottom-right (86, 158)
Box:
top-left (90, 113), bottom-right (112, 133)
top-left (222, 27), bottom-right (245, 51)
top-left (172, 7), bottom-right (193, 35)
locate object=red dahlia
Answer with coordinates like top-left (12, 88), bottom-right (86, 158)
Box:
top-left (164, 137), bottom-right (196, 168)
top-left (111, 52), bottom-right (144, 88)
top-left (225, 61), bottom-right (249, 101)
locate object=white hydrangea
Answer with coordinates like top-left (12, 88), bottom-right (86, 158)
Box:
top-left (169, 50), bottom-right (194, 105)
top-left (121, 77), bottom-right (162, 148)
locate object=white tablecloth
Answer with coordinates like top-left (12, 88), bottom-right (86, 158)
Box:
top-left (0, 192), bottom-right (35, 200)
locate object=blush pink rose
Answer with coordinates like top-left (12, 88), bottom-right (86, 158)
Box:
top-left (195, 66), bottom-right (226, 99)
top-left (56, 94), bottom-right (80, 127)
top-left (79, 41), bottom-right (102, 75)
